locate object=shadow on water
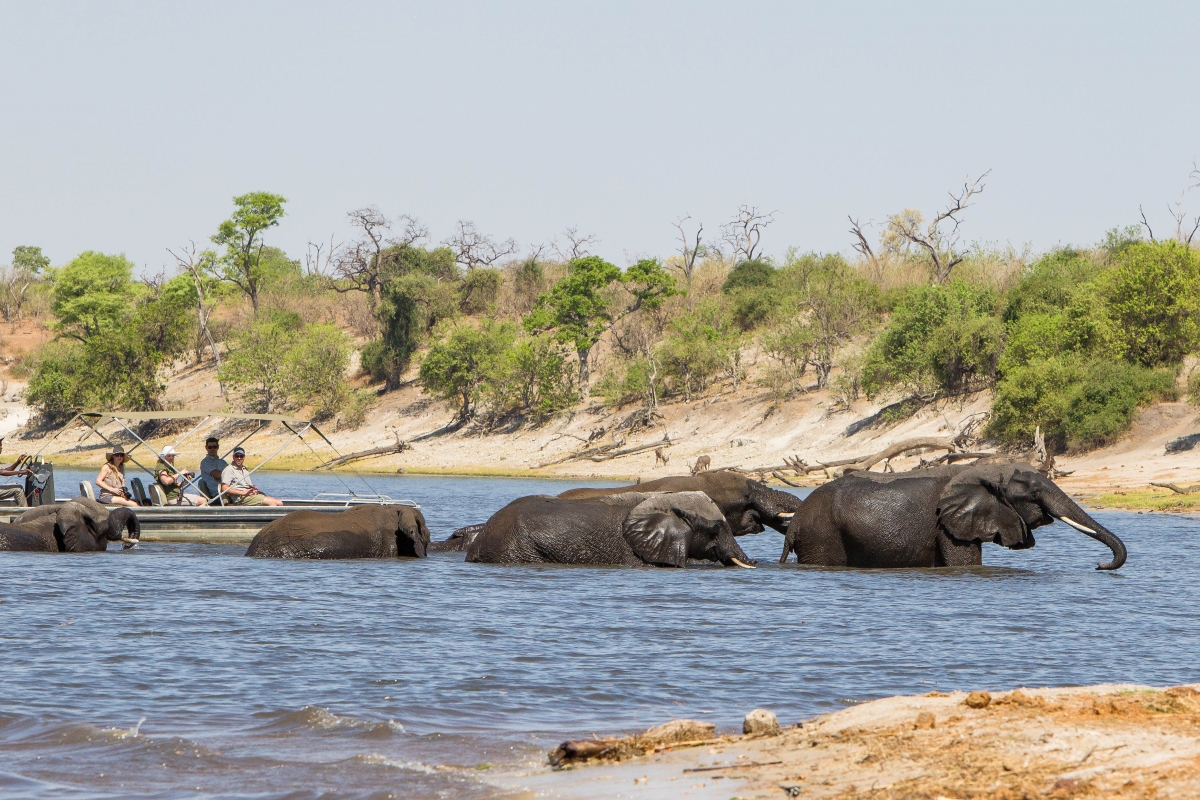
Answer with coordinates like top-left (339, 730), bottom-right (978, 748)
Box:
top-left (2, 471), bottom-right (1197, 798)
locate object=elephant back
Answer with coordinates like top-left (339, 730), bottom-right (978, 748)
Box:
top-left (0, 523), bottom-right (58, 552)
top-left (466, 495), bottom-right (637, 565)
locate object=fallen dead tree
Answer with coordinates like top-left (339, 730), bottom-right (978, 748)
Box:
top-left (745, 436), bottom-right (962, 478)
top-left (584, 436), bottom-right (671, 462)
top-left (1150, 481), bottom-right (1200, 495)
top-left (536, 437), bottom-right (627, 468)
top-left (315, 441), bottom-right (410, 470)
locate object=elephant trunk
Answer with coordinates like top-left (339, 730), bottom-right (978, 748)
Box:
top-left (713, 524), bottom-right (755, 568)
top-left (1040, 483), bottom-right (1126, 571)
top-left (108, 508), bottom-right (141, 549)
top-left (750, 481), bottom-right (805, 533)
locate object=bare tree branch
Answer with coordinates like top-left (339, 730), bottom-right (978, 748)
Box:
top-left (723, 205), bottom-right (775, 262)
top-left (168, 241), bottom-right (224, 394)
top-left (552, 227), bottom-right (599, 261)
top-left (884, 170), bottom-right (990, 284)
top-left (446, 220), bottom-right (519, 270)
top-left (1139, 205), bottom-right (1156, 243)
top-left (671, 215), bottom-right (705, 285)
top-left (848, 216), bottom-right (876, 262)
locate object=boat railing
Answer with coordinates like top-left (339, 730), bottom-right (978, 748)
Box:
top-left (309, 492), bottom-right (418, 507)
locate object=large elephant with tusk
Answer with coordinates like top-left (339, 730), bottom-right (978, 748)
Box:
top-left (434, 470), bottom-right (803, 552)
top-left (0, 498), bottom-right (141, 552)
top-left (780, 463), bottom-right (1127, 570)
top-left (465, 491), bottom-right (757, 569)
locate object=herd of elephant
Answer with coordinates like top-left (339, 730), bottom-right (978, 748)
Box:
top-left (0, 464), bottom-right (1127, 571)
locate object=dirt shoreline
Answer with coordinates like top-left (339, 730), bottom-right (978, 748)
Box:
top-left (498, 684), bottom-right (1200, 799)
top-left (3, 355), bottom-right (1198, 512)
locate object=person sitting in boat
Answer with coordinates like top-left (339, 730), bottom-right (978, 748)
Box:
top-left (199, 436), bottom-right (227, 500)
top-left (220, 447), bottom-right (283, 506)
top-left (155, 446), bottom-right (208, 506)
top-left (0, 438), bottom-right (34, 506)
top-left (96, 445), bottom-right (139, 507)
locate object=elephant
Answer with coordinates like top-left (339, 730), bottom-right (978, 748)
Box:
top-left (245, 505), bottom-right (430, 559)
top-left (465, 490), bottom-right (756, 568)
top-left (780, 463), bottom-right (1127, 570)
top-left (0, 498), bottom-right (141, 553)
top-left (433, 470), bottom-right (804, 552)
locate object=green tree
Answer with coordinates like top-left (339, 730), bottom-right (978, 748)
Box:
top-left (493, 335), bottom-right (577, 421)
top-left (50, 251), bottom-right (141, 340)
top-left (659, 300), bottom-right (742, 400)
top-left (287, 324), bottom-right (352, 421)
top-left (211, 192), bottom-right (287, 311)
top-left (25, 273), bottom-right (194, 424)
top-left (419, 319), bottom-right (517, 421)
top-left (4, 246), bottom-right (50, 322)
top-left (219, 312), bottom-right (302, 413)
top-left (1101, 240), bottom-right (1200, 367)
top-left (525, 256), bottom-right (678, 394)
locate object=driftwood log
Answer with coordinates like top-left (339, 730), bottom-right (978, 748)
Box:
top-left (1150, 481), bottom-right (1200, 495)
top-left (536, 438), bottom-right (627, 468)
top-left (316, 442), bottom-right (410, 470)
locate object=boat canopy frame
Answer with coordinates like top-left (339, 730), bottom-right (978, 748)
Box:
top-left (33, 411), bottom-right (386, 503)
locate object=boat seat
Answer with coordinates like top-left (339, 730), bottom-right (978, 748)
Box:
top-left (79, 481), bottom-right (95, 501)
top-left (199, 480), bottom-right (224, 506)
top-left (148, 484), bottom-right (166, 506)
top-left (129, 478), bottom-right (151, 506)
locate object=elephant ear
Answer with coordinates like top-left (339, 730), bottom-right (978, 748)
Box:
top-left (937, 478), bottom-right (1030, 548)
top-left (623, 498), bottom-right (691, 567)
top-left (58, 503), bottom-right (101, 552)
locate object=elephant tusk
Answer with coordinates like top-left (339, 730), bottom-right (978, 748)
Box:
top-left (731, 558), bottom-right (756, 569)
top-left (1057, 516), bottom-right (1097, 535)
top-left (121, 536), bottom-right (140, 546)
top-left (776, 512), bottom-right (795, 520)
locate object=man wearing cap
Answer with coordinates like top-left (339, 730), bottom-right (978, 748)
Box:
top-left (155, 446), bottom-right (208, 506)
top-left (220, 447), bottom-right (283, 506)
top-left (0, 438), bottom-right (34, 506)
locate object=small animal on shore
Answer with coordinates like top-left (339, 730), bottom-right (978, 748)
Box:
top-left (246, 505), bottom-right (430, 559)
top-left (691, 455), bottom-right (711, 475)
top-left (465, 491), bottom-right (755, 568)
top-left (654, 447), bottom-right (669, 466)
top-left (781, 463), bottom-right (1126, 570)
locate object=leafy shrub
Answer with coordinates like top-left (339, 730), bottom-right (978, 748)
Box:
top-left (988, 357), bottom-right (1176, 452)
top-left (493, 335), bottom-right (577, 421)
top-left (287, 324), bottom-right (352, 421)
top-left (459, 268), bottom-right (502, 314)
top-left (657, 301), bottom-right (741, 400)
top-left (592, 355), bottom-right (661, 408)
top-left (722, 259), bottom-right (775, 292)
top-left (1101, 240), bottom-right (1200, 367)
top-left (336, 389), bottom-right (377, 431)
top-left (418, 319), bottom-right (517, 420)
top-left (1189, 368), bottom-right (1200, 406)
top-left (861, 279), bottom-right (999, 398)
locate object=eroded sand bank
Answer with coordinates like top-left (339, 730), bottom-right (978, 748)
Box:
top-left (498, 684), bottom-right (1200, 799)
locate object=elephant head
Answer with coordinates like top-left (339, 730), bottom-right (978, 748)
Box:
top-left (937, 465), bottom-right (1126, 570)
top-left (618, 491), bottom-right (755, 568)
top-left (15, 498), bottom-right (141, 552)
top-left (393, 506), bottom-right (431, 558)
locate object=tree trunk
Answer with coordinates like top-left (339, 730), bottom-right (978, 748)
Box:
top-left (577, 346), bottom-right (591, 400)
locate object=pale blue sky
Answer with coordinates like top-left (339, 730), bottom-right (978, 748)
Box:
top-left (2, 1), bottom-right (1198, 271)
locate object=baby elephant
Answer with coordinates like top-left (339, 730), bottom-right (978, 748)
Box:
top-left (246, 505), bottom-right (430, 559)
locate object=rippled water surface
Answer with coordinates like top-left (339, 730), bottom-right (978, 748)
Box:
top-left (2, 470), bottom-right (1198, 798)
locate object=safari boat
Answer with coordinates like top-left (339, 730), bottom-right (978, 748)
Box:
top-left (1, 411), bottom-right (418, 543)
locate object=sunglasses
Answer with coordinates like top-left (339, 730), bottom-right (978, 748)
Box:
top-left (206, 445), bottom-right (219, 449)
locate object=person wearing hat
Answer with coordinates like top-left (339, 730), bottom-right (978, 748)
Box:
top-left (0, 438), bottom-right (34, 506)
top-left (220, 447), bottom-right (282, 506)
top-left (95, 445), bottom-right (139, 507)
top-left (155, 446), bottom-right (208, 506)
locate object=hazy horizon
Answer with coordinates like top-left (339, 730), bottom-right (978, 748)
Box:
top-left (4, 1), bottom-right (1200, 272)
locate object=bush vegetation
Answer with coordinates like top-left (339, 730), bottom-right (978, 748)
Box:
top-left (12, 195), bottom-right (1200, 453)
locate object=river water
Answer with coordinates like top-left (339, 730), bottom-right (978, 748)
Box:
top-left (1, 470), bottom-right (1197, 799)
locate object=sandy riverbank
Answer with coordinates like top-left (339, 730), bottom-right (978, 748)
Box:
top-left (7, 355), bottom-right (1200, 511)
top-left (503, 684), bottom-right (1200, 799)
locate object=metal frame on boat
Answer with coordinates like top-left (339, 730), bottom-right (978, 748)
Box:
top-left (5, 411), bottom-right (418, 543)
